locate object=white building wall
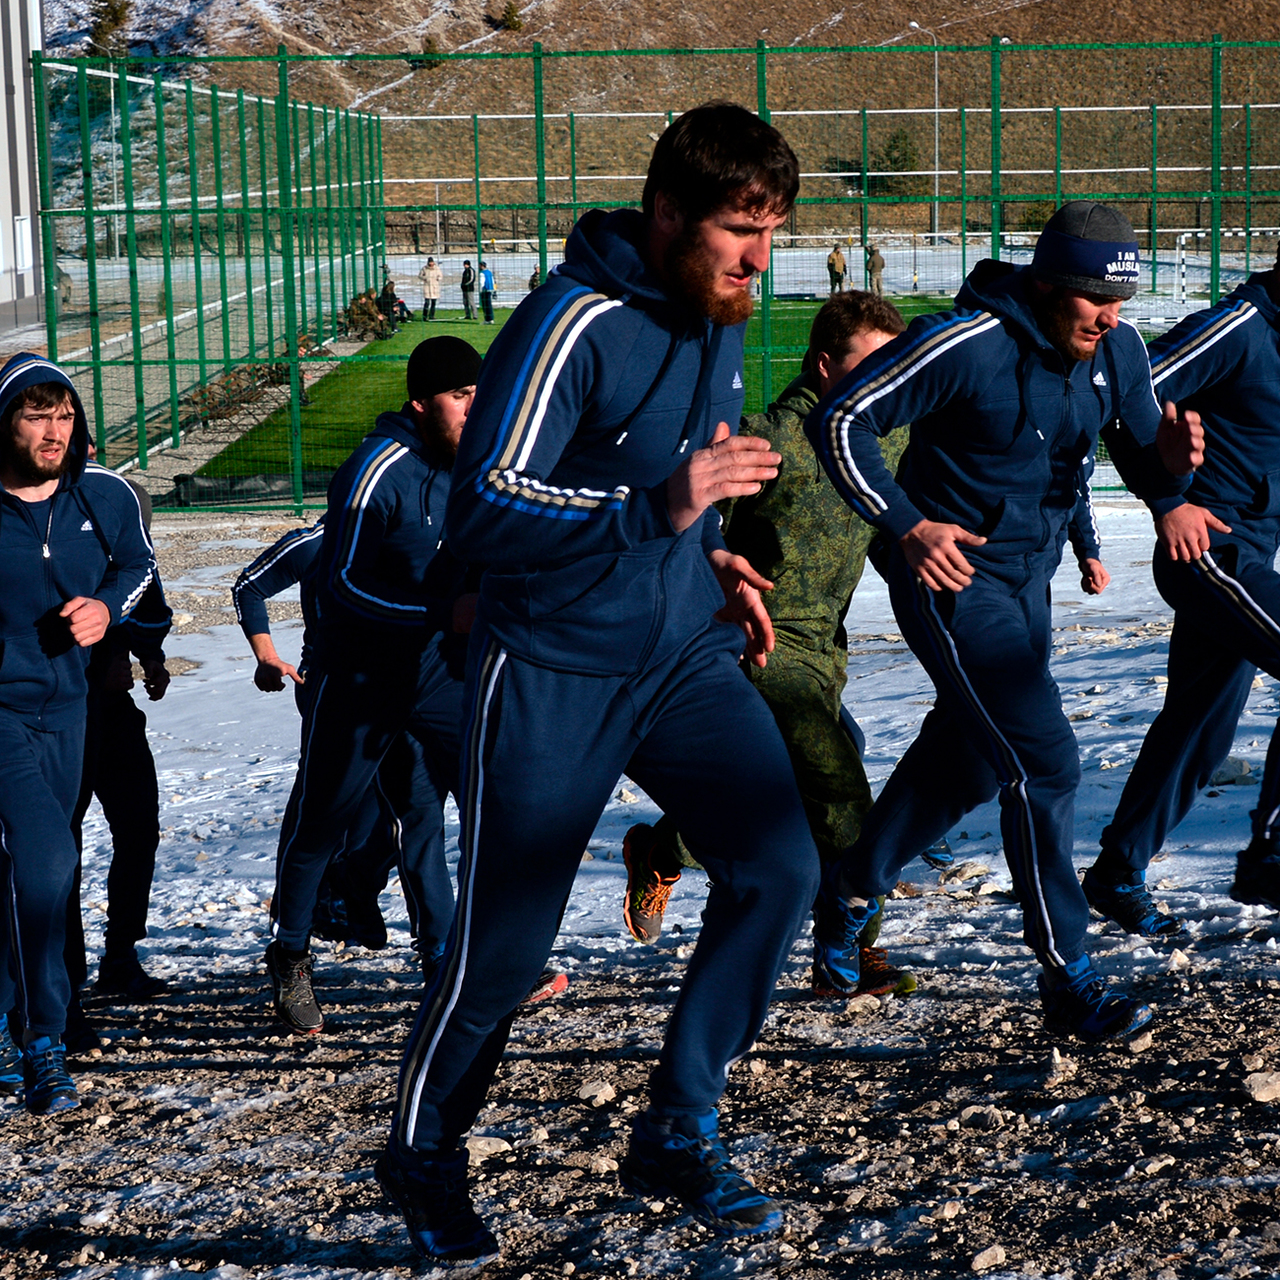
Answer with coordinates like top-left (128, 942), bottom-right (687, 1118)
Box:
top-left (0, 0), bottom-right (45, 330)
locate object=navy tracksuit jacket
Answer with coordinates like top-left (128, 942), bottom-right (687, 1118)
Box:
top-left (0, 353), bottom-right (155, 1040)
top-left (807, 260), bottom-right (1186, 970)
top-left (1102, 272), bottom-right (1280, 866)
top-left (391, 208), bottom-right (819, 1157)
top-left (270, 414), bottom-right (466, 960)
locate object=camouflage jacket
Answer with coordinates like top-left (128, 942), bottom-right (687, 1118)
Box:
top-left (720, 373), bottom-right (908, 651)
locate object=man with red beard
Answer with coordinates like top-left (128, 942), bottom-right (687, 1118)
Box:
top-left (0, 354), bottom-right (154, 1114)
top-left (376, 102), bottom-right (819, 1263)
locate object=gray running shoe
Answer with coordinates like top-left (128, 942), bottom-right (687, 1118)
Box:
top-left (265, 941), bottom-right (324, 1034)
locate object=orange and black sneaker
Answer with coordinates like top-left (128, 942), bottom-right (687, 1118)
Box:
top-left (622, 823), bottom-right (681, 943)
top-left (856, 947), bottom-right (917, 997)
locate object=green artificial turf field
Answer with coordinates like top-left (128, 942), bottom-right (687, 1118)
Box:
top-left (198, 294), bottom-right (954, 479)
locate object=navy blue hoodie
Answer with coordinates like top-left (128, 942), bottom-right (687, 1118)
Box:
top-left (807, 260), bottom-right (1187, 590)
top-left (446, 208), bottom-right (746, 675)
top-left (312, 411), bottom-right (462, 665)
top-left (1148, 272), bottom-right (1280, 560)
top-left (0, 353), bottom-right (155, 728)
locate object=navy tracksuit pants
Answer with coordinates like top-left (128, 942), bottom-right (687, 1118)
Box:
top-left (273, 644), bottom-right (463, 959)
top-left (64, 687), bottom-right (160, 989)
top-left (1102, 542), bottom-right (1280, 867)
top-left (391, 619), bottom-right (820, 1156)
top-left (0, 708), bottom-right (85, 1040)
top-left (836, 547), bottom-right (1088, 970)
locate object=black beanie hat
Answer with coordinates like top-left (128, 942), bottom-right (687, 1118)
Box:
top-left (407, 336), bottom-right (483, 402)
top-left (1031, 201), bottom-right (1141, 299)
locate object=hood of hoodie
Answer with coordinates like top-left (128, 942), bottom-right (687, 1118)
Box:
top-left (0, 352), bottom-right (90, 492)
top-left (557, 208), bottom-right (679, 311)
top-left (370, 405), bottom-right (457, 471)
top-left (954, 260), bottom-right (1059, 354)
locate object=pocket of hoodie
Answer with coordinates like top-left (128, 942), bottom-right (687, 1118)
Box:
top-left (1250, 469), bottom-right (1280, 518)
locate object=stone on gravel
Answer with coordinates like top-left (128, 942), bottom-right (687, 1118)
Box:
top-left (578, 1078), bottom-right (616, 1107)
top-left (959, 1105), bottom-right (1003, 1130)
top-left (1043, 1047), bottom-right (1078, 1088)
top-left (1245, 1071), bottom-right (1280, 1103)
top-left (940, 860), bottom-right (990, 885)
top-left (1211, 756), bottom-right (1253, 785)
top-left (972, 1244), bottom-right (1006, 1270)
top-left (465, 1135), bottom-right (512, 1161)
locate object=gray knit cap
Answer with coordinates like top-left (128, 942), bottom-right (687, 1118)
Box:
top-left (1031, 202), bottom-right (1141, 299)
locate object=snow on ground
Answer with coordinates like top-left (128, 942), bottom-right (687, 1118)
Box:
top-left (7, 500), bottom-right (1280, 1280)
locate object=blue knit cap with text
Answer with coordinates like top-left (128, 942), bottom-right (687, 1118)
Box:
top-left (1031, 201), bottom-right (1140, 299)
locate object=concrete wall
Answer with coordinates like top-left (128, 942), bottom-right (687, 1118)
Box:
top-left (0, 0), bottom-right (44, 332)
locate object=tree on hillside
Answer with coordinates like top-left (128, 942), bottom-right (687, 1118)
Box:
top-left (869, 129), bottom-right (926, 198)
top-left (498, 2), bottom-right (524, 32)
top-left (87, 0), bottom-right (132, 56)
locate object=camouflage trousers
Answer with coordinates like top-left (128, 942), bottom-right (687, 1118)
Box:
top-left (647, 636), bottom-right (881, 942)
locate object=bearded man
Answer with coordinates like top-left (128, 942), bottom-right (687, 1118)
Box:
top-left (805, 202), bottom-right (1211, 1042)
top-left (376, 102), bottom-right (820, 1262)
top-left (0, 353), bottom-right (154, 1114)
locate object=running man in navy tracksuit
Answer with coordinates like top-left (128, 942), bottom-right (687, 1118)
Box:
top-left (806, 203), bottom-right (1208, 1041)
top-left (0, 353), bottom-right (155, 1113)
top-left (376, 103), bottom-right (820, 1264)
top-left (235, 519), bottom-right (400, 950)
top-left (1083, 261), bottom-right (1280, 933)
top-left (264, 338), bottom-right (480, 1034)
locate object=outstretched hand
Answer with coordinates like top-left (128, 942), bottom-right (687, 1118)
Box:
top-left (900, 519), bottom-right (987, 593)
top-left (667, 422), bottom-right (780, 534)
top-left (708, 549), bottom-right (775, 668)
top-left (1156, 501), bottom-right (1232, 562)
top-left (1156, 400), bottom-right (1206, 476)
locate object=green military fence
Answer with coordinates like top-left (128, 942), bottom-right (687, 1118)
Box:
top-left (32, 37), bottom-right (1280, 510)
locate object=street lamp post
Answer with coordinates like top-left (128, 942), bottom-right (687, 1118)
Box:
top-left (909, 21), bottom-right (940, 240)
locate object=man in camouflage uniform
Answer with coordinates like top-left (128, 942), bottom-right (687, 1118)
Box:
top-left (623, 291), bottom-right (913, 995)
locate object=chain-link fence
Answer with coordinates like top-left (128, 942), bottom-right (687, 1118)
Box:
top-left (33, 38), bottom-right (1280, 510)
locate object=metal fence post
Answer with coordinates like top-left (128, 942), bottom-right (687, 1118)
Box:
top-left (860, 106), bottom-right (869, 262)
top-left (185, 81), bottom-right (208, 392)
top-left (534, 42), bottom-right (548, 281)
top-left (322, 106), bottom-right (339, 338)
top-left (960, 106), bottom-right (968, 278)
top-left (1150, 102), bottom-right (1159, 293)
top-left (1053, 105), bottom-right (1062, 208)
top-left (210, 86), bottom-right (233, 375)
top-left (117, 64), bottom-right (148, 468)
top-left (291, 100), bottom-right (308, 341)
top-left (1211, 32), bottom-right (1222, 301)
top-left (77, 66), bottom-right (106, 454)
top-left (990, 37), bottom-right (1003, 260)
top-left (154, 73), bottom-right (180, 446)
top-left (569, 112), bottom-right (578, 215)
top-left (237, 89), bottom-right (256, 361)
top-left (1245, 102), bottom-right (1253, 275)
top-left (309, 104), bottom-right (324, 336)
top-left (756, 39), bottom-right (773, 406)
top-left (473, 114), bottom-right (483, 268)
top-left (274, 45), bottom-right (304, 513)
top-left (256, 95), bottom-right (276, 361)
top-left (31, 51), bottom-right (58, 362)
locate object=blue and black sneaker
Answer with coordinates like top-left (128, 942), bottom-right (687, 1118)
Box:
top-left (375, 1146), bottom-right (500, 1265)
top-left (1083, 861), bottom-right (1185, 939)
top-left (619, 1109), bottom-right (782, 1236)
top-left (22, 1036), bottom-right (79, 1115)
top-left (1037, 956), bottom-right (1153, 1042)
top-left (921, 837), bottom-right (955, 871)
top-left (812, 887), bottom-right (881, 996)
top-left (0, 1018), bottom-right (23, 1095)
top-left (1231, 839), bottom-right (1280, 911)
